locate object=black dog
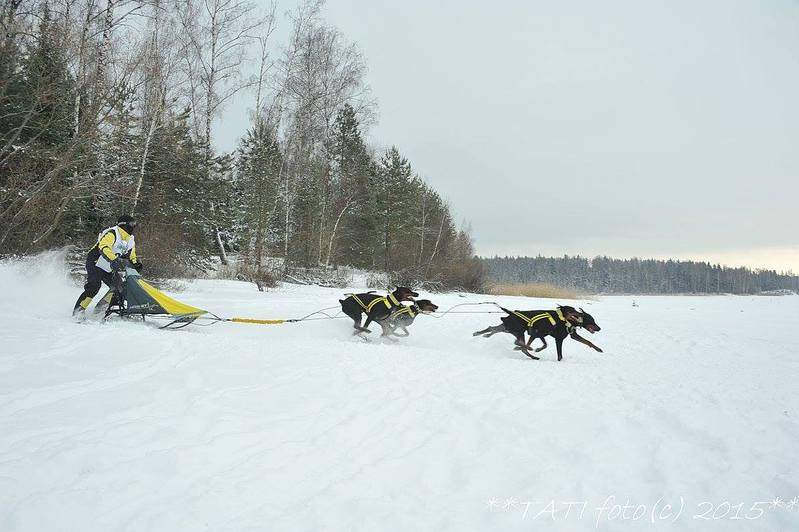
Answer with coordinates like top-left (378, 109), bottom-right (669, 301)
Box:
top-left (340, 287), bottom-right (418, 335)
top-left (473, 305), bottom-right (602, 360)
top-left (383, 300), bottom-right (439, 337)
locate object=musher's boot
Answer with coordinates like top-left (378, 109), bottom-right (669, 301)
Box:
top-left (72, 294), bottom-right (92, 318)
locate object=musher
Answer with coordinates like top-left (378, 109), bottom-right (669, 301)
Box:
top-left (72, 214), bottom-right (143, 316)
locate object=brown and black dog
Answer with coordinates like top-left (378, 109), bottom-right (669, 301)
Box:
top-left (383, 300), bottom-right (439, 338)
top-left (340, 287), bottom-right (418, 335)
top-left (473, 305), bottom-right (602, 360)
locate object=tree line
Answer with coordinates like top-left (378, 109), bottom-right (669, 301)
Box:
top-left (482, 255), bottom-right (799, 295)
top-left (0, 0), bottom-right (484, 290)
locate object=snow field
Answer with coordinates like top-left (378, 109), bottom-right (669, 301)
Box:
top-left (1, 253), bottom-right (797, 531)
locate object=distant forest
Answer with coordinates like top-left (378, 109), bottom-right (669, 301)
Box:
top-left (481, 255), bottom-right (799, 295)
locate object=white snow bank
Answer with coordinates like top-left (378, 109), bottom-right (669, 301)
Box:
top-left (0, 249), bottom-right (77, 317)
top-left (0, 254), bottom-right (798, 531)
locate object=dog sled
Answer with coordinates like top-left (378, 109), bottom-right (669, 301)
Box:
top-left (102, 263), bottom-right (209, 329)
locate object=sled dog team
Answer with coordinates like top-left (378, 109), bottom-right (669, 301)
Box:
top-left (77, 216), bottom-right (604, 361)
top-left (340, 286), bottom-right (603, 361)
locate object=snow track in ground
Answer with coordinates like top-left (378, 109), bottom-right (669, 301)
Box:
top-left (1, 254), bottom-right (797, 531)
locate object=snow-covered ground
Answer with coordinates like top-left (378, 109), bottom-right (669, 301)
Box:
top-left (1, 253), bottom-right (798, 531)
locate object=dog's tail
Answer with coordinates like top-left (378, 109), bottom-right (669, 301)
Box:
top-left (498, 306), bottom-right (513, 315)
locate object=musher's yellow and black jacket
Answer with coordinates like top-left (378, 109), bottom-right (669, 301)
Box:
top-left (87, 225), bottom-right (138, 272)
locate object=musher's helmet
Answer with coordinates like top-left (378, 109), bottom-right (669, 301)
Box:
top-left (117, 214), bottom-right (138, 235)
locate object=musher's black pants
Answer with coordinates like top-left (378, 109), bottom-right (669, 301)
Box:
top-left (73, 257), bottom-right (115, 312)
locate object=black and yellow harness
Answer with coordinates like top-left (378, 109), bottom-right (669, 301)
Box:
top-left (348, 292), bottom-right (401, 313)
top-left (389, 304), bottom-right (417, 321)
top-left (508, 308), bottom-right (573, 330)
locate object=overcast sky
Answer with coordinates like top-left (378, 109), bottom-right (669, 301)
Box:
top-left (218, 0), bottom-right (799, 273)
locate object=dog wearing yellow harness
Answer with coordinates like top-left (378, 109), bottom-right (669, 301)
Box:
top-left (339, 287), bottom-right (418, 335)
top-left (473, 305), bottom-right (602, 360)
top-left (383, 299), bottom-right (439, 337)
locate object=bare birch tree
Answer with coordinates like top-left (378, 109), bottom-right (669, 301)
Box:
top-left (270, 0), bottom-right (374, 266)
top-left (176, 0), bottom-right (266, 263)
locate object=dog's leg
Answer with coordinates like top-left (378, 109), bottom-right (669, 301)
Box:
top-left (351, 323), bottom-right (370, 339)
top-left (392, 326), bottom-right (410, 337)
top-left (378, 321), bottom-right (399, 342)
top-left (522, 350), bottom-right (541, 360)
top-left (524, 332), bottom-right (548, 352)
top-left (352, 317), bottom-right (372, 334)
top-left (570, 331), bottom-right (604, 353)
top-left (360, 315), bottom-right (374, 333)
top-left (473, 325), bottom-right (493, 337)
top-left (342, 300), bottom-right (366, 333)
top-left (473, 324), bottom-right (505, 338)
top-left (556, 336), bottom-right (565, 361)
top-left (513, 334), bottom-right (540, 360)
top-left (344, 306), bottom-right (371, 334)
top-left (524, 330), bottom-right (540, 349)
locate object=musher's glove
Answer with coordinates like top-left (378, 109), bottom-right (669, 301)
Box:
top-left (110, 257), bottom-right (125, 271)
top-left (132, 260), bottom-right (143, 273)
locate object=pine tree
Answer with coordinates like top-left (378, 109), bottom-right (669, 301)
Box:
top-left (373, 146), bottom-right (413, 272)
top-left (0, 5), bottom-right (78, 252)
top-left (325, 104), bottom-right (373, 268)
top-left (234, 120), bottom-right (283, 271)
top-left (134, 108), bottom-right (218, 274)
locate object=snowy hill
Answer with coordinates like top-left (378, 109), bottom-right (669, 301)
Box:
top-left (1, 254), bottom-right (798, 531)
